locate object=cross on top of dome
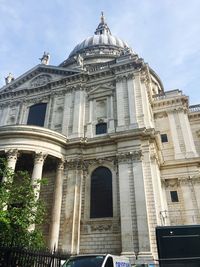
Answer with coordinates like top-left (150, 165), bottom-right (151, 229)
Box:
top-left (94, 12), bottom-right (111, 35)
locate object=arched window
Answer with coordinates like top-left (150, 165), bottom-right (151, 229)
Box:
top-left (90, 166), bottom-right (113, 218)
top-left (27, 103), bottom-right (47, 127)
top-left (96, 123), bottom-right (107, 135)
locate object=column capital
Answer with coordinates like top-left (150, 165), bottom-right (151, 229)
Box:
top-left (57, 159), bottom-right (65, 170)
top-left (34, 152), bottom-right (47, 164)
top-left (6, 149), bottom-right (19, 161)
top-left (117, 150), bottom-right (143, 163)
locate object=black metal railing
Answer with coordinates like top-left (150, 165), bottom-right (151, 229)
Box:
top-left (0, 244), bottom-right (70, 267)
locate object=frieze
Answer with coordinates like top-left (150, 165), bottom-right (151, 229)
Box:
top-left (30, 74), bottom-right (52, 88)
top-left (66, 158), bottom-right (86, 170)
top-left (25, 95), bottom-right (50, 104)
top-left (84, 156), bottom-right (116, 167)
top-left (86, 81), bottom-right (115, 93)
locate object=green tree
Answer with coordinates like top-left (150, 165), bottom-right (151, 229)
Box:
top-left (0, 158), bottom-right (46, 248)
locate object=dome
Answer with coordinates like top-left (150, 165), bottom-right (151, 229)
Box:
top-left (60, 12), bottom-right (134, 67)
top-left (68, 34), bottom-right (129, 58)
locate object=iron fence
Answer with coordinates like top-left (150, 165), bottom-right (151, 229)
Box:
top-left (0, 245), bottom-right (70, 267)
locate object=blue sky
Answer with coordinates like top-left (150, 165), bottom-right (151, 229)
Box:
top-left (0, 0), bottom-right (200, 104)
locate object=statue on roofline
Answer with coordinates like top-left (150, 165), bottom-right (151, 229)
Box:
top-left (39, 52), bottom-right (50, 65)
top-left (5, 73), bottom-right (15, 85)
top-left (74, 54), bottom-right (84, 69)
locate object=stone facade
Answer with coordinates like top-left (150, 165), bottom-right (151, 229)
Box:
top-left (0, 14), bottom-right (200, 265)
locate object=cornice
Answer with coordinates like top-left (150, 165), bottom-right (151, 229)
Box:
top-left (0, 125), bottom-right (67, 145)
top-left (160, 157), bottom-right (200, 169)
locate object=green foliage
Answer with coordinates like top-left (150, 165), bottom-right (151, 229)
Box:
top-left (0, 158), bottom-right (46, 249)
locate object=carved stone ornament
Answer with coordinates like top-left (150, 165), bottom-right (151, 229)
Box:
top-left (84, 156), bottom-right (116, 167)
top-left (30, 74), bottom-right (52, 88)
top-left (90, 224), bottom-right (112, 232)
top-left (6, 149), bottom-right (19, 161)
top-left (66, 158), bottom-right (85, 170)
top-left (117, 150), bottom-right (142, 162)
top-left (164, 178), bottom-right (180, 188)
top-left (34, 152), bottom-right (47, 164)
top-left (127, 72), bottom-right (135, 80)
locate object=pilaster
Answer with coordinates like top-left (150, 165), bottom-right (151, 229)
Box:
top-left (132, 153), bottom-right (153, 263)
top-left (49, 159), bottom-right (64, 250)
top-left (178, 110), bottom-right (198, 158)
top-left (86, 99), bottom-right (93, 137)
top-left (72, 89), bottom-right (85, 138)
top-left (116, 76), bottom-right (125, 131)
top-left (61, 159), bottom-right (83, 254)
top-left (167, 111), bottom-right (184, 159)
top-left (127, 73), bottom-right (138, 128)
top-left (62, 92), bottom-right (72, 136)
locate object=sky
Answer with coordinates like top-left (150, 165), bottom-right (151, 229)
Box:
top-left (0, 0), bottom-right (200, 104)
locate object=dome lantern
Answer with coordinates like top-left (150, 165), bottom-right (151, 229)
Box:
top-left (94, 12), bottom-right (111, 35)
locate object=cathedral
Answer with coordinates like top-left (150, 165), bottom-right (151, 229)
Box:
top-left (0, 13), bottom-right (200, 265)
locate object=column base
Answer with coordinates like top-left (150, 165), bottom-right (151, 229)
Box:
top-left (86, 123), bottom-right (93, 138)
top-left (128, 123), bottom-right (138, 129)
top-left (120, 252), bottom-right (136, 265)
top-left (116, 125), bottom-right (125, 132)
top-left (136, 251), bottom-right (154, 264)
top-left (185, 151), bottom-right (198, 158)
top-left (175, 152), bottom-right (185, 160)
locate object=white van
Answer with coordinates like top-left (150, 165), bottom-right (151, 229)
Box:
top-left (62, 254), bottom-right (131, 267)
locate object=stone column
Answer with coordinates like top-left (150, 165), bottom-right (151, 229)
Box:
top-left (31, 152), bottom-right (46, 200)
top-left (49, 159), bottom-right (64, 250)
top-left (116, 76), bottom-right (125, 131)
top-left (168, 111), bottom-right (183, 159)
top-left (127, 73), bottom-right (137, 128)
top-left (6, 149), bottom-right (18, 170)
top-left (29, 152), bottom-right (46, 231)
top-left (2, 149), bottom-right (18, 182)
top-left (118, 153), bottom-right (136, 261)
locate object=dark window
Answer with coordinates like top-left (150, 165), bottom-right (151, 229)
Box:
top-left (161, 133), bottom-right (168, 143)
top-left (27, 103), bottom-right (47, 127)
top-left (90, 167), bottom-right (113, 218)
top-left (170, 191), bottom-right (179, 202)
top-left (96, 123), bottom-right (107, 135)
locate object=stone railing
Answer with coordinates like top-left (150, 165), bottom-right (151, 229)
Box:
top-left (86, 62), bottom-right (112, 72)
top-left (152, 93), bottom-right (166, 100)
top-left (189, 104), bottom-right (200, 112)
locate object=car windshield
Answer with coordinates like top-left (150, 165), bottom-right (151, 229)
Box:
top-left (62, 256), bottom-right (105, 267)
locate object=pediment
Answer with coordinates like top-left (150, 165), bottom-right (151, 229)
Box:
top-left (0, 64), bottom-right (80, 93)
top-left (88, 83), bottom-right (115, 99)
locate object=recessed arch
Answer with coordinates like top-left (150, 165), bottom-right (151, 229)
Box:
top-left (90, 166), bottom-right (113, 218)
